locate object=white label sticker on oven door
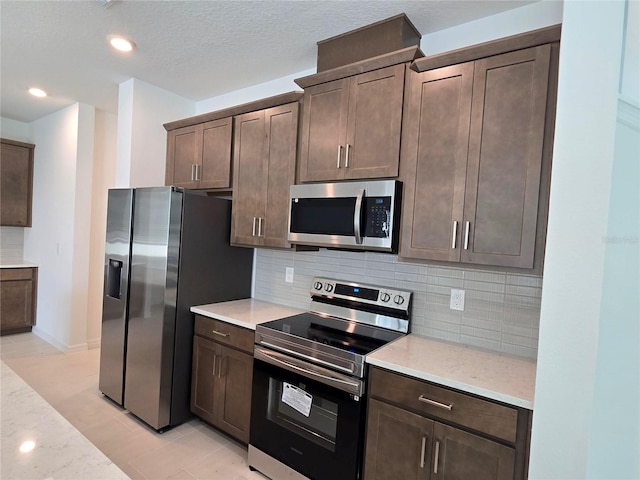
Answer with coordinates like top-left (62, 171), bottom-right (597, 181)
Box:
top-left (282, 382), bottom-right (312, 417)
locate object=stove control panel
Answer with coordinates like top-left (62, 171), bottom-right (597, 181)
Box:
top-left (311, 277), bottom-right (411, 313)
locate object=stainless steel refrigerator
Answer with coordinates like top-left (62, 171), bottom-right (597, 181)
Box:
top-left (98, 187), bottom-right (253, 431)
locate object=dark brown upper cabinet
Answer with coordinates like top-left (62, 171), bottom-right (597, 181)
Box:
top-left (230, 102), bottom-right (299, 248)
top-left (1, 138), bottom-right (34, 227)
top-left (165, 118), bottom-right (232, 189)
top-left (400, 26), bottom-right (560, 271)
top-left (296, 47), bottom-right (423, 183)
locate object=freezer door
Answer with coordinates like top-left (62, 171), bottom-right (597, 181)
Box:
top-left (99, 188), bottom-right (134, 406)
top-left (124, 187), bottom-right (182, 430)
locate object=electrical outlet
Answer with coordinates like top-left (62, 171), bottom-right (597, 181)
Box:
top-left (450, 289), bottom-right (465, 311)
top-left (285, 267), bottom-right (294, 283)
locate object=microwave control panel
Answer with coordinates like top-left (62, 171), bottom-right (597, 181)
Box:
top-left (364, 197), bottom-right (392, 238)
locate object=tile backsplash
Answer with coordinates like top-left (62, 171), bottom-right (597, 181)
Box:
top-left (254, 248), bottom-right (542, 359)
top-left (0, 227), bottom-right (24, 262)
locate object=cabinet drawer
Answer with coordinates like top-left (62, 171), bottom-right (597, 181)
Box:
top-left (194, 314), bottom-right (254, 354)
top-left (0, 268), bottom-right (34, 281)
top-left (369, 366), bottom-right (518, 443)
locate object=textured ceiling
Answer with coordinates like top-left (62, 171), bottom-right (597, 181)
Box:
top-left (1, 0), bottom-right (538, 123)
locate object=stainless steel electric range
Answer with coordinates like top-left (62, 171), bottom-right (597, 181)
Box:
top-left (249, 277), bottom-right (412, 480)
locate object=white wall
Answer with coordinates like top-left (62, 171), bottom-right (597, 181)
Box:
top-left (86, 109), bottom-right (118, 347)
top-left (529, 2), bottom-right (628, 478)
top-left (0, 117), bottom-right (31, 142)
top-left (116, 78), bottom-right (193, 188)
top-left (195, 68), bottom-right (315, 114)
top-left (421, 0), bottom-right (563, 55)
top-left (24, 103), bottom-right (96, 351)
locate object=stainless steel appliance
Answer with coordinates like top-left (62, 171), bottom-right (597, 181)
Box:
top-left (98, 187), bottom-right (253, 431)
top-left (249, 277), bottom-right (412, 480)
top-left (287, 180), bottom-right (402, 252)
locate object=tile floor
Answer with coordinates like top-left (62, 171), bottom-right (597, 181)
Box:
top-left (1, 333), bottom-right (268, 480)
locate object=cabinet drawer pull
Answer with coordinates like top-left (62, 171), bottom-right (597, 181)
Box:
top-left (252, 217), bottom-right (257, 236)
top-left (195, 164), bottom-right (201, 181)
top-left (258, 217), bottom-right (263, 237)
top-left (451, 220), bottom-right (458, 249)
top-left (420, 435), bottom-right (427, 468)
top-left (434, 440), bottom-right (441, 474)
top-left (336, 145), bottom-right (342, 168)
top-left (418, 395), bottom-right (453, 411)
top-left (191, 164), bottom-right (196, 181)
top-left (464, 221), bottom-right (470, 250)
top-left (345, 144), bottom-right (351, 168)
top-left (211, 329), bottom-right (229, 338)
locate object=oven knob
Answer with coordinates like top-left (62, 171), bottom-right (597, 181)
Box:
top-left (380, 293), bottom-right (391, 303)
top-left (325, 284), bottom-right (334, 292)
top-left (393, 295), bottom-right (405, 305)
top-left (314, 281), bottom-right (323, 291)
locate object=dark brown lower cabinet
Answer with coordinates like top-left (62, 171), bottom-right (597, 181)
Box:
top-left (365, 367), bottom-right (530, 480)
top-left (0, 268), bottom-right (37, 335)
top-left (191, 316), bottom-right (253, 443)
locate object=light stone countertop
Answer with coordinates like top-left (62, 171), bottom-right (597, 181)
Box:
top-left (1, 361), bottom-right (130, 480)
top-left (0, 261), bottom-right (38, 268)
top-left (191, 298), bottom-right (536, 410)
top-left (191, 298), bottom-right (305, 330)
top-left (366, 334), bottom-right (536, 410)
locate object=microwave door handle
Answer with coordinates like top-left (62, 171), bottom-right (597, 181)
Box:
top-left (354, 189), bottom-right (365, 245)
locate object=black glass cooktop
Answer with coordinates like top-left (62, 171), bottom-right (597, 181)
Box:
top-left (259, 312), bottom-right (403, 356)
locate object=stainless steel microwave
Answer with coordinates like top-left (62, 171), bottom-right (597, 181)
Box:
top-left (287, 180), bottom-right (402, 252)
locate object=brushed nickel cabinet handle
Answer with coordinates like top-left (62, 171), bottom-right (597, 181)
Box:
top-left (258, 217), bottom-right (264, 237)
top-left (211, 329), bottom-right (229, 338)
top-left (195, 164), bottom-right (201, 181)
top-left (219, 356), bottom-right (226, 378)
top-left (420, 435), bottom-right (427, 468)
top-left (464, 221), bottom-right (470, 250)
top-left (212, 354), bottom-right (217, 376)
top-left (345, 144), bottom-right (351, 168)
top-left (451, 221), bottom-right (458, 249)
top-left (252, 217), bottom-right (257, 236)
top-left (191, 164), bottom-right (196, 181)
top-left (418, 395), bottom-right (453, 411)
top-left (434, 440), bottom-right (441, 474)
top-left (337, 145), bottom-right (342, 168)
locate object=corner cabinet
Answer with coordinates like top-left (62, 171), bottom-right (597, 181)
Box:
top-left (1, 138), bottom-right (34, 227)
top-left (191, 315), bottom-right (254, 443)
top-left (165, 118), bottom-right (232, 189)
top-left (295, 47), bottom-right (422, 182)
top-left (0, 268), bottom-right (38, 335)
top-left (364, 367), bottom-right (531, 480)
top-left (231, 102), bottom-right (299, 248)
top-left (400, 26), bottom-right (560, 271)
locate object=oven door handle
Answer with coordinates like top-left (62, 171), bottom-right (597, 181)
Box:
top-left (254, 346), bottom-right (364, 397)
top-left (259, 340), bottom-right (355, 375)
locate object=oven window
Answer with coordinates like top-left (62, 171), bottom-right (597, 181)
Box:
top-left (266, 378), bottom-right (338, 452)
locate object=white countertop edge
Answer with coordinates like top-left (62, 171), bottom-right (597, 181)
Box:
top-left (190, 306), bottom-right (259, 330)
top-left (0, 262), bottom-right (38, 268)
top-left (366, 357), bottom-right (534, 410)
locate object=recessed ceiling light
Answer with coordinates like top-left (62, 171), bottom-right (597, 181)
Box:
top-left (109, 36), bottom-right (135, 53)
top-left (28, 87), bottom-right (47, 98)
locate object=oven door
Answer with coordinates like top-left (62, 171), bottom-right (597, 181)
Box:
top-left (250, 346), bottom-right (366, 480)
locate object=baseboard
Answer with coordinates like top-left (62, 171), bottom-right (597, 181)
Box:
top-left (32, 327), bottom-right (89, 353)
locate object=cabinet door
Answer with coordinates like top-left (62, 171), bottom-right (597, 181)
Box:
top-left (197, 118), bottom-right (232, 189)
top-left (1, 141), bottom-right (34, 226)
top-left (216, 344), bottom-right (253, 443)
top-left (364, 399), bottom-right (432, 480)
top-left (432, 422), bottom-right (515, 480)
top-left (298, 78), bottom-right (349, 182)
top-left (231, 111), bottom-right (267, 246)
top-left (262, 103), bottom-right (299, 248)
top-left (166, 125), bottom-right (198, 188)
top-left (345, 64), bottom-right (405, 180)
top-left (0, 278), bottom-right (34, 332)
top-left (190, 335), bottom-right (218, 424)
top-left (400, 63), bottom-right (474, 261)
top-left (462, 45), bottom-right (551, 268)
